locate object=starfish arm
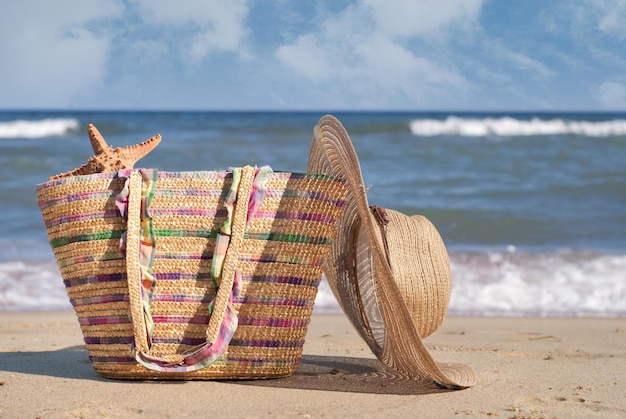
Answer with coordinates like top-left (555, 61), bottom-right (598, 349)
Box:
top-left (49, 124), bottom-right (162, 179)
top-left (49, 158), bottom-right (102, 180)
top-left (88, 123), bottom-right (112, 155)
top-left (117, 134), bottom-right (162, 167)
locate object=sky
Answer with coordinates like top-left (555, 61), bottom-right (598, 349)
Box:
top-left (1, 0), bottom-right (626, 111)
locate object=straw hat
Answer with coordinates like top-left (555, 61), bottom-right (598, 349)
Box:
top-left (308, 115), bottom-right (476, 389)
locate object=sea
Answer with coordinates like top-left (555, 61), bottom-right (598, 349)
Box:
top-left (1, 111), bottom-right (624, 317)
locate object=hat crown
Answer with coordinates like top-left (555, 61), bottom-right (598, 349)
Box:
top-left (352, 208), bottom-right (451, 348)
top-left (380, 210), bottom-right (452, 338)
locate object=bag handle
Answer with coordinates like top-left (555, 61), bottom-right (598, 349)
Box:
top-left (125, 167), bottom-right (256, 372)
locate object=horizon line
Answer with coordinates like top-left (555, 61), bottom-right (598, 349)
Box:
top-left (2, 108), bottom-right (626, 114)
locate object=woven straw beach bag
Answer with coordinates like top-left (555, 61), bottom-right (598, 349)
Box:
top-left (37, 144), bottom-right (346, 379)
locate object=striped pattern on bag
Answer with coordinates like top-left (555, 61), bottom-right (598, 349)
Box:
top-left (36, 170), bottom-right (346, 380)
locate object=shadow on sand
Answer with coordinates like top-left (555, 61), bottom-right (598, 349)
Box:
top-left (0, 347), bottom-right (451, 395)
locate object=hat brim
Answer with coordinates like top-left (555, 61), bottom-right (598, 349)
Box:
top-left (308, 115), bottom-right (476, 389)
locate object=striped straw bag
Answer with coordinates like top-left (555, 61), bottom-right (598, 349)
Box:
top-left (36, 165), bottom-right (346, 379)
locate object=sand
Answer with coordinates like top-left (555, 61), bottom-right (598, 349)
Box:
top-left (1, 311), bottom-right (624, 418)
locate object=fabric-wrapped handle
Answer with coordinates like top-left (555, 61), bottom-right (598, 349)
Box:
top-left (125, 167), bottom-right (256, 372)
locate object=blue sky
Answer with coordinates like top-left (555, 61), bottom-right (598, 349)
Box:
top-left (2, 0), bottom-right (626, 111)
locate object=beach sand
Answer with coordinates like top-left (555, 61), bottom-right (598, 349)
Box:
top-left (1, 312), bottom-right (624, 418)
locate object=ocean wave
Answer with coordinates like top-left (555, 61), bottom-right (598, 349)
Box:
top-left (0, 118), bottom-right (80, 139)
top-left (447, 250), bottom-right (626, 317)
top-left (0, 260), bottom-right (71, 311)
top-left (4, 250), bottom-right (623, 317)
top-left (318, 250), bottom-right (626, 317)
top-left (410, 116), bottom-right (626, 137)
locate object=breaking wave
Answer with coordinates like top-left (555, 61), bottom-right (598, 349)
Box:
top-left (0, 118), bottom-right (80, 138)
top-left (410, 116), bottom-right (626, 137)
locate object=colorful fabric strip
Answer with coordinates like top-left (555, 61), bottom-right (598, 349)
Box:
top-left (117, 166), bottom-right (273, 372)
top-left (117, 169), bottom-right (158, 345)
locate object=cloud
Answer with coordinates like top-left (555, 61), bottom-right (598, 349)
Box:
top-left (551, 1), bottom-right (626, 85)
top-left (275, 0), bottom-right (481, 108)
top-left (363, 0), bottom-right (482, 38)
top-left (597, 81), bottom-right (626, 109)
top-left (3, 0), bottom-right (623, 110)
top-left (561, 0), bottom-right (626, 40)
top-left (130, 0), bottom-right (250, 63)
top-left (487, 41), bottom-right (555, 80)
top-left (275, 35), bottom-right (332, 82)
top-left (589, 0), bottom-right (626, 38)
top-left (0, 0), bottom-right (123, 108)
top-left (0, 0), bottom-right (250, 108)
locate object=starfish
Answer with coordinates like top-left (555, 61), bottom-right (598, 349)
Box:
top-left (50, 124), bottom-right (161, 180)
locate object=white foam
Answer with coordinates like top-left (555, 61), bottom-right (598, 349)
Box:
top-left (410, 116), bottom-right (626, 137)
top-left (448, 251), bottom-right (626, 317)
top-left (314, 250), bottom-right (626, 317)
top-left (0, 118), bottom-right (80, 139)
top-left (0, 260), bottom-right (71, 311)
top-left (2, 252), bottom-right (625, 317)
top-left (313, 275), bottom-right (341, 314)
